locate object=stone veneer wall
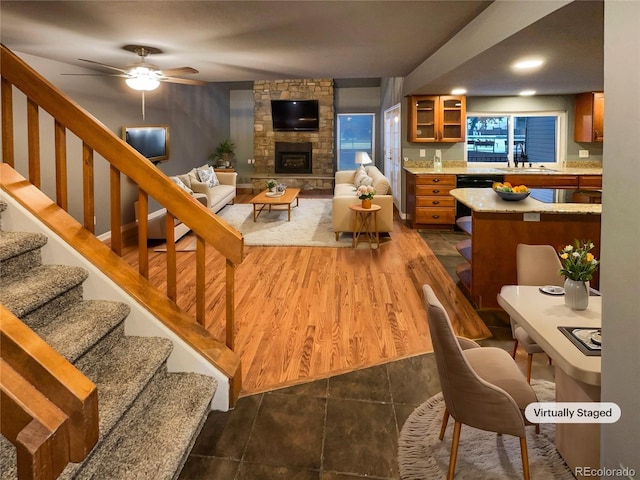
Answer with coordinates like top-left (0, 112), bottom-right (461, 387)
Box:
top-left (253, 79), bottom-right (334, 190)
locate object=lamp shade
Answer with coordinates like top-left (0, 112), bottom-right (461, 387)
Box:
top-left (354, 152), bottom-right (372, 166)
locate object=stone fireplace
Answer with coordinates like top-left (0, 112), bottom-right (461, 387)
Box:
top-left (275, 142), bottom-right (312, 174)
top-left (252, 79), bottom-right (335, 191)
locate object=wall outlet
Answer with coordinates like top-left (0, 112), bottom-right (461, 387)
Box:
top-left (419, 149), bottom-right (426, 157)
top-left (579, 149), bottom-right (589, 158)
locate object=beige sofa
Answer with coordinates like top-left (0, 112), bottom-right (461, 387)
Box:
top-left (333, 165), bottom-right (394, 239)
top-left (141, 166), bottom-right (237, 240)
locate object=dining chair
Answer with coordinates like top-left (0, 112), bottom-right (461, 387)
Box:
top-left (423, 284), bottom-right (538, 480)
top-left (513, 244), bottom-right (563, 382)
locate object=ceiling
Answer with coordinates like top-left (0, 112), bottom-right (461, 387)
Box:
top-left (0, 0), bottom-right (603, 96)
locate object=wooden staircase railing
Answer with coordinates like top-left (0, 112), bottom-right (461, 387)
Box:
top-left (1, 305), bottom-right (99, 479)
top-left (0, 44), bottom-right (243, 477)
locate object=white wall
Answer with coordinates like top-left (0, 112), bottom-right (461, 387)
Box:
top-left (600, 1), bottom-right (640, 474)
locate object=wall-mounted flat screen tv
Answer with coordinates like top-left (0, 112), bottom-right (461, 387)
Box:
top-left (122, 125), bottom-right (169, 163)
top-left (271, 100), bottom-right (319, 131)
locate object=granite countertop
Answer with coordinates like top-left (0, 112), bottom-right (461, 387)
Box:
top-left (403, 165), bottom-right (603, 175)
top-left (450, 188), bottom-right (602, 215)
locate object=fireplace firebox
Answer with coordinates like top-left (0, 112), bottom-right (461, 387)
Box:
top-left (275, 142), bottom-right (312, 174)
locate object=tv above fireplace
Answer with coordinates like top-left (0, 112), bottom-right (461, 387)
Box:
top-left (271, 100), bottom-right (319, 131)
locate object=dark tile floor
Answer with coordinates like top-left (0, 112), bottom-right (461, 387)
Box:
top-left (179, 230), bottom-right (554, 480)
top-left (180, 353), bottom-right (443, 480)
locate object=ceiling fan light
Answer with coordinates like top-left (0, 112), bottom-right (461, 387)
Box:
top-left (125, 67), bottom-right (161, 91)
top-left (126, 76), bottom-right (160, 91)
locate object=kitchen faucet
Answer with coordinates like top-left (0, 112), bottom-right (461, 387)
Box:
top-left (514, 143), bottom-right (528, 167)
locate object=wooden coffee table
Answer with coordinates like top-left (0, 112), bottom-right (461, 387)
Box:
top-left (250, 188), bottom-right (301, 221)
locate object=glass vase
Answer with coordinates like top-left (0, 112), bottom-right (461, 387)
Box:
top-left (564, 278), bottom-right (589, 310)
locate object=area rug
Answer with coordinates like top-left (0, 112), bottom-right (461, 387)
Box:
top-left (398, 380), bottom-right (574, 479)
top-left (214, 199), bottom-right (376, 248)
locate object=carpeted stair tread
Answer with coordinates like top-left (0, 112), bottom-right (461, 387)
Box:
top-left (62, 371), bottom-right (216, 480)
top-left (75, 336), bottom-right (174, 440)
top-left (0, 231), bottom-right (47, 261)
top-left (0, 264), bottom-right (88, 317)
top-left (0, 231), bottom-right (48, 278)
top-left (35, 300), bottom-right (131, 364)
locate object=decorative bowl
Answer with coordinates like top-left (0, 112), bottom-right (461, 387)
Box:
top-left (493, 189), bottom-right (530, 201)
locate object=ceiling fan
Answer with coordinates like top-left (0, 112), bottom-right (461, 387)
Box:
top-left (72, 44), bottom-right (208, 90)
top-left (66, 45), bottom-right (207, 118)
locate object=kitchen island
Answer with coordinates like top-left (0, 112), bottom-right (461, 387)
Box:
top-left (450, 187), bottom-right (601, 308)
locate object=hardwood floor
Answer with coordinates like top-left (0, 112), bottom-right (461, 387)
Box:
top-left (120, 193), bottom-right (490, 395)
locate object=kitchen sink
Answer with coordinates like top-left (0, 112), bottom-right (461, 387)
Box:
top-left (496, 167), bottom-right (558, 173)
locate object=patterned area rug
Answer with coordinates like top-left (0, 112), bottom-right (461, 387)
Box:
top-left (398, 380), bottom-right (574, 479)
top-left (215, 199), bottom-right (387, 248)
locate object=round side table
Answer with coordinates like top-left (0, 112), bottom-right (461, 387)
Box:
top-left (348, 204), bottom-right (381, 249)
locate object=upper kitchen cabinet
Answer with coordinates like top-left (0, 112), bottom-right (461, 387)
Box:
top-left (574, 92), bottom-right (604, 142)
top-left (407, 95), bottom-right (466, 143)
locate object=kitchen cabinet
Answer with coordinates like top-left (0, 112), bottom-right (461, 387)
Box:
top-left (574, 92), bottom-right (604, 142)
top-left (504, 174), bottom-right (579, 189)
top-left (405, 173), bottom-right (456, 228)
top-left (407, 95), bottom-right (466, 143)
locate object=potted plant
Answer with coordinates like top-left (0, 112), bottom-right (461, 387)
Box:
top-left (209, 139), bottom-right (236, 167)
top-left (265, 179), bottom-right (277, 192)
top-left (356, 185), bottom-right (376, 209)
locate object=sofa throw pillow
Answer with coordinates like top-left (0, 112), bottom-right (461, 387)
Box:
top-left (372, 176), bottom-right (390, 195)
top-left (196, 165), bottom-right (220, 187)
top-left (170, 176), bottom-right (194, 195)
top-left (354, 169), bottom-right (373, 188)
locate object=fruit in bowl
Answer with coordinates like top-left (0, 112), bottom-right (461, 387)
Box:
top-left (492, 182), bottom-right (530, 201)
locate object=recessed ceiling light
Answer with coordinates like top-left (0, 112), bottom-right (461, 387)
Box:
top-left (513, 58), bottom-right (544, 71)
top-left (451, 88), bottom-right (467, 95)
top-left (520, 90), bottom-right (536, 96)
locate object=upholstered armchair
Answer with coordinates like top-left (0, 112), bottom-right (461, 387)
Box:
top-left (423, 284), bottom-right (538, 480)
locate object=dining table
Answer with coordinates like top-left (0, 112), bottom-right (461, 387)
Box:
top-left (498, 285), bottom-right (602, 479)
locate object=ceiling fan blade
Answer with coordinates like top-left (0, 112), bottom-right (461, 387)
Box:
top-left (161, 77), bottom-right (208, 86)
top-left (78, 59), bottom-right (130, 74)
top-left (61, 73), bottom-right (127, 77)
top-left (160, 67), bottom-right (199, 76)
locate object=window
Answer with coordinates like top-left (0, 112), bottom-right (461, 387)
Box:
top-left (466, 113), bottom-right (560, 165)
top-left (336, 113), bottom-right (375, 170)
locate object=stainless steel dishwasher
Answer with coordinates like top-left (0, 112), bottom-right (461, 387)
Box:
top-left (455, 174), bottom-right (504, 219)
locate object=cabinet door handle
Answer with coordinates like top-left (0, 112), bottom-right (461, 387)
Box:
top-left (433, 178), bottom-right (440, 183)
top-left (432, 201), bottom-right (440, 205)
top-left (432, 215), bottom-right (440, 219)
top-left (433, 189), bottom-right (440, 193)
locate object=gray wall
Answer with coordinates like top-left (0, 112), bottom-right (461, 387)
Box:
top-left (230, 89), bottom-right (255, 186)
top-left (9, 52), bottom-right (234, 234)
top-left (600, 0), bottom-right (640, 473)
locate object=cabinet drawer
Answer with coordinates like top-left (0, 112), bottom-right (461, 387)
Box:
top-left (416, 175), bottom-right (456, 187)
top-left (416, 208), bottom-right (455, 224)
top-left (416, 185), bottom-right (453, 196)
top-left (578, 175), bottom-right (602, 189)
top-left (416, 196), bottom-right (456, 207)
